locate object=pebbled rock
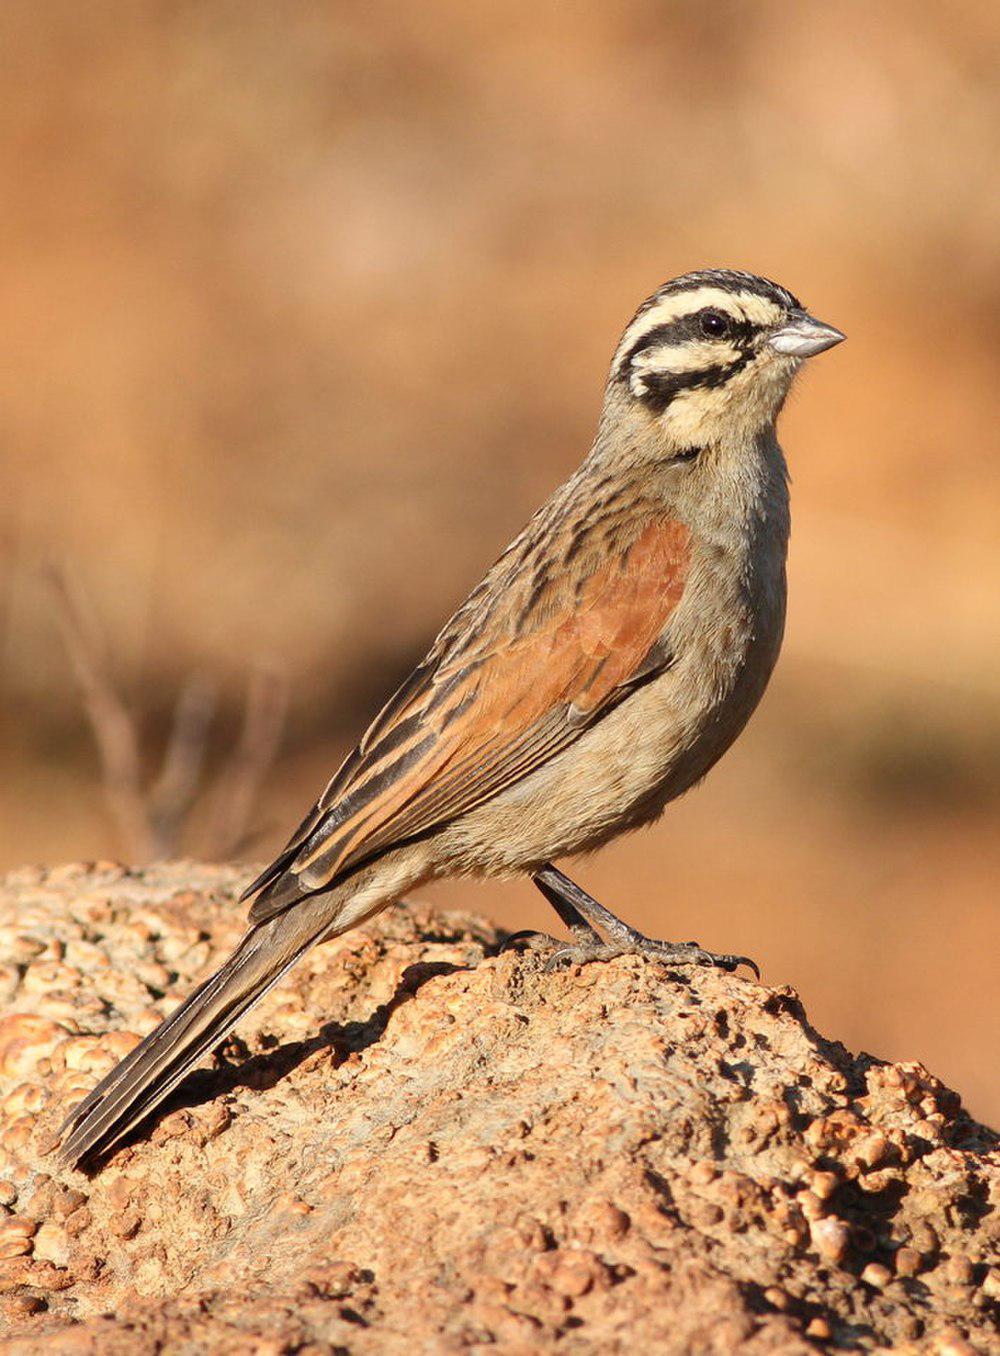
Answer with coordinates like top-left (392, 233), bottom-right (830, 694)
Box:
top-left (0, 862), bottom-right (996, 1353)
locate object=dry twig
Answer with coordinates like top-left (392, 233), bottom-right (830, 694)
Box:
top-left (199, 667), bottom-right (289, 859)
top-left (50, 567), bottom-right (286, 863)
top-left (148, 674), bottom-right (218, 856)
top-left (49, 569), bottom-right (157, 860)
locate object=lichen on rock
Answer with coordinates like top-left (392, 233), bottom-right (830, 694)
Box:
top-left (0, 862), bottom-right (996, 1353)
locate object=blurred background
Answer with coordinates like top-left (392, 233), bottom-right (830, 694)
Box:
top-left (2, 2), bottom-right (998, 1120)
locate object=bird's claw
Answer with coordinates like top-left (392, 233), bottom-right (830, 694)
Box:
top-left (499, 929), bottom-right (564, 955)
top-left (715, 952), bottom-right (760, 979)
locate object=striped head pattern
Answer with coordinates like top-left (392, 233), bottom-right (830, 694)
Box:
top-left (610, 270), bottom-right (844, 448)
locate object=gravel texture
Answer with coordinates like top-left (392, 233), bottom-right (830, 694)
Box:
top-left (0, 861), bottom-right (996, 1353)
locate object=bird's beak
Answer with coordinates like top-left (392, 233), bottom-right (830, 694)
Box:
top-left (769, 311), bottom-right (846, 358)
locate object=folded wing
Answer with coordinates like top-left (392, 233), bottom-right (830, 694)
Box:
top-left (245, 515), bottom-right (692, 919)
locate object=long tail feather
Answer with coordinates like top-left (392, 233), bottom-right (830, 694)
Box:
top-left (57, 909), bottom-right (331, 1168)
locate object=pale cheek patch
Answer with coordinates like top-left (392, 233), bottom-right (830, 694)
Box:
top-left (632, 339), bottom-right (740, 376)
top-left (658, 386), bottom-right (719, 444)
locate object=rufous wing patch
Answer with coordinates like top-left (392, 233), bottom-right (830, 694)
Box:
top-left (251, 516), bottom-right (692, 916)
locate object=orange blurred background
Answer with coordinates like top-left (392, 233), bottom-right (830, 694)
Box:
top-left (2, 3), bottom-right (998, 1121)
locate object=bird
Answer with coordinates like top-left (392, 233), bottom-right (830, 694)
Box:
top-left (58, 268), bottom-right (844, 1168)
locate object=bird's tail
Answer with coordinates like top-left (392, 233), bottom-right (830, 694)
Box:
top-left (57, 906), bottom-right (332, 1168)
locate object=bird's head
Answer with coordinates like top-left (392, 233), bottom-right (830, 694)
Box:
top-left (608, 269), bottom-right (844, 453)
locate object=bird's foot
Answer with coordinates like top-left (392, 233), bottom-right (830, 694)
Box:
top-left (527, 863), bottom-right (760, 978)
top-left (543, 931), bottom-right (760, 978)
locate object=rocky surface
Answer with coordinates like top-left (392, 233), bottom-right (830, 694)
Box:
top-left (0, 862), bottom-right (995, 1354)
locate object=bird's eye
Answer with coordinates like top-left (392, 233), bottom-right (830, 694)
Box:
top-left (699, 310), bottom-right (730, 339)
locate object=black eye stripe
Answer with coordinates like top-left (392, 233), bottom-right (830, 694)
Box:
top-left (616, 310), bottom-right (756, 379)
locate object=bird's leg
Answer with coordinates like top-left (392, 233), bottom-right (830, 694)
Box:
top-left (500, 865), bottom-right (602, 953)
top-left (529, 863), bottom-right (760, 978)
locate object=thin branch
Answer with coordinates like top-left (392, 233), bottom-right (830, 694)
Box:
top-left (148, 674), bottom-right (218, 856)
top-left (52, 566), bottom-right (287, 864)
top-left (49, 567), bottom-right (157, 861)
top-left (200, 666), bottom-right (289, 859)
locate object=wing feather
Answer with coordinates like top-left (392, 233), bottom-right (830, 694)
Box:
top-left (247, 514), bottom-right (691, 921)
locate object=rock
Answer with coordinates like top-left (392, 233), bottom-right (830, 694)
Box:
top-left (0, 861), bottom-right (996, 1353)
